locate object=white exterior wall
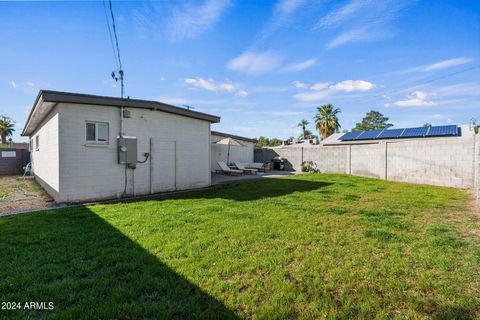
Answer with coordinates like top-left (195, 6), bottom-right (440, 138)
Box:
top-left (210, 134), bottom-right (254, 171)
top-left (30, 107), bottom-right (60, 198)
top-left (55, 103), bottom-right (211, 202)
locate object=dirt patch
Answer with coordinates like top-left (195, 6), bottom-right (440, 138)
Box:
top-left (0, 175), bottom-right (54, 215)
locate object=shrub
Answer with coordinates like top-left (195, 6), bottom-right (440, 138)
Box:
top-left (301, 161), bottom-right (319, 173)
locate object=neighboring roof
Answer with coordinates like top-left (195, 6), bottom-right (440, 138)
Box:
top-left (339, 125), bottom-right (460, 142)
top-left (211, 130), bottom-right (257, 143)
top-left (323, 125), bottom-right (471, 146)
top-left (22, 90), bottom-right (221, 136)
top-left (318, 132), bottom-right (343, 145)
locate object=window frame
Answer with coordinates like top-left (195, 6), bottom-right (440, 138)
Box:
top-left (35, 135), bottom-right (39, 151)
top-left (85, 121), bottom-right (109, 145)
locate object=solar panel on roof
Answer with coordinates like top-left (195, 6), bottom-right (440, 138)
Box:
top-left (339, 124), bottom-right (460, 142)
top-left (339, 131), bottom-right (362, 141)
top-left (377, 128), bottom-right (404, 139)
top-left (426, 125), bottom-right (458, 137)
top-left (356, 129), bottom-right (383, 140)
top-left (400, 127), bottom-right (428, 138)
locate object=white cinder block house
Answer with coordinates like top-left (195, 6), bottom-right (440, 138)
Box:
top-left (22, 90), bottom-right (220, 203)
top-left (210, 131), bottom-right (256, 172)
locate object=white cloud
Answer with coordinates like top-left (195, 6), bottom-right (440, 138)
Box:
top-left (292, 80), bottom-right (307, 88)
top-left (316, 0), bottom-right (372, 29)
top-left (227, 51), bottom-right (282, 75)
top-left (167, 0), bottom-right (231, 40)
top-left (293, 79), bottom-right (375, 101)
top-left (257, 0), bottom-right (306, 41)
top-left (184, 77), bottom-right (248, 98)
top-left (403, 57), bottom-right (474, 73)
top-left (235, 89), bottom-right (249, 97)
top-left (319, 1), bottom-right (409, 48)
top-left (185, 78), bottom-right (235, 92)
top-left (27, 82), bottom-right (35, 87)
top-left (275, 0), bottom-right (305, 15)
top-left (281, 58), bottom-right (316, 73)
top-left (160, 76), bottom-right (166, 81)
top-left (310, 82), bottom-right (330, 91)
top-left (423, 58), bottom-right (473, 71)
top-left (326, 26), bottom-right (376, 48)
top-left (393, 91), bottom-right (436, 107)
top-left (8, 81), bottom-right (17, 89)
top-left (331, 80), bottom-right (375, 92)
top-left (433, 83), bottom-right (480, 97)
top-left (293, 90), bottom-right (332, 102)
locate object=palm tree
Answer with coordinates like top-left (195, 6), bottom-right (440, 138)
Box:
top-left (313, 104), bottom-right (341, 139)
top-left (0, 115), bottom-right (15, 144)
top-left (297, 119), bottom-right (309, 140)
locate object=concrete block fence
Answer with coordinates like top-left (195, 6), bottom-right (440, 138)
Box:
top-left (255, 135), bottom-right (480, 198)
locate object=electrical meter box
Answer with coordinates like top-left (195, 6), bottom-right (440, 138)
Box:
top-left (118, 137), bottom-right (137, 165)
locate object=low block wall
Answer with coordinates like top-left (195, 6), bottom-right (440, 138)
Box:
top-left (255, 135), bottom-right (480, 192)
top-left (0, 148), bottom-right (30, 175)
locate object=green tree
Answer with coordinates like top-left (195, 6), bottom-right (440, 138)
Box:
top-left (297, 119), bottom-right (309, 140)
top-left (353, 110), bottom-right (393, 131)
top-left (423, 122), bottom-right (431, 127)
top-left (0, 115), bottom-right (15, 144)
top-left (255, 136), bottom-right (283, 148)
top-left (299, 129), bottom-right (313, 140)
top-left (314, 104), bottom-right (341, 139)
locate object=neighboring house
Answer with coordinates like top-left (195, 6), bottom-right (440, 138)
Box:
top-left (22, 90), bottom-right (220, 203)
top-left (211, 131), bottom-right (256, 171)
top-left (321, 124), bottom-right (472, 146)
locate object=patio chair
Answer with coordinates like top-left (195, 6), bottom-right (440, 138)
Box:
top-left (217, 161), bottom-right (243, 176)
top-left (234, 162), bottom-right (258, 175)
top-left (246, 162), bottom-right (269, 172)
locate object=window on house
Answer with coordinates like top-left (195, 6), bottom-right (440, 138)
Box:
top-left (35, 135), bottom-right (39, 151)
top-left (86, 122), bottom-right (109, 144)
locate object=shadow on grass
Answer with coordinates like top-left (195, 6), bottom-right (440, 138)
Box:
top-left (171, 178), bottom-right (333, 202)
top-left (0, 207), bottom-right (240, 319)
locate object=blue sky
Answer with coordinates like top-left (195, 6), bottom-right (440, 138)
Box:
top-left (1, 0), bottom-right (479, 142)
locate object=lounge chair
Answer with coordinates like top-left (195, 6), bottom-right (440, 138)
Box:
top-left (217, 161), bottom-right (243, 175)
top-left (234, 162), bottom-right (258, 175)
top-left (246, 162), bottom-right (269, 172)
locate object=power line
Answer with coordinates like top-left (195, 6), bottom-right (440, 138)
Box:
top-left (101, 0), bottom-right (125, 98)
top-left (102, 0), bottom-right (119, 69)
top-left (108, 0), bottom-right (122, 70)
top-left (347, 65), bottom-right (480, 106)
top-left (376, 65), bottom-right (479, 99)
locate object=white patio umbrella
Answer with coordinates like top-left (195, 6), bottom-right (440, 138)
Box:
top-left (214, 137), bottom-right (245, 164)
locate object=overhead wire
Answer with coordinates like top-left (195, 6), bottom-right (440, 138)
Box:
top-left (108, 0), bottom-right (122, 70)
top-left (102, 0), bottom-right (119, 70)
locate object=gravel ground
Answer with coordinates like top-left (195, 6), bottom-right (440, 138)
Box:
top-left (0, 176), bottom-right (53, 215)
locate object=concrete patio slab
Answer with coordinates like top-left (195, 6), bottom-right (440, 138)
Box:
top-left (211, 170), bottom-right (304, 185)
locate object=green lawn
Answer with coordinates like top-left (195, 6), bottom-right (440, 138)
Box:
top-left (0, 174), bottom-right (479, 319)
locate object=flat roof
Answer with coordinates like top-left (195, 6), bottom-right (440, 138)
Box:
top-left (211, 130), bottom-right (257, 143)
top-left (22, 90), bottom-right (221, 136)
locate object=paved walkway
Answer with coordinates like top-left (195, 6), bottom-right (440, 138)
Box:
top-left (211, 170), bottom-right (303, 185)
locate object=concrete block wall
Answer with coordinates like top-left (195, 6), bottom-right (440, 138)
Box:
top-left (256, 134), bottom-right (480, 191)
top-left (387, 138), bottom-right (475, 188)
top-left (351, 143), bottom-right (386, 179)
top-left (304, 146), bottom-right (348, 174)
